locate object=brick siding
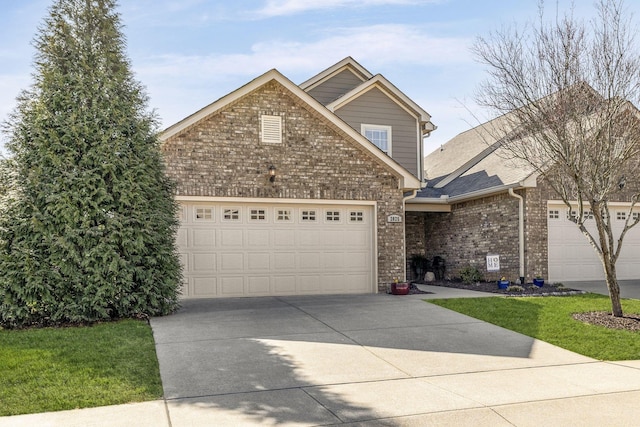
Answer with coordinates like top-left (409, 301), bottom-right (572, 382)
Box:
top-left (161, 80), bottom-right (407, 291)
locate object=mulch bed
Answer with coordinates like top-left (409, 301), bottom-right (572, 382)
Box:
top-left (572, 311), bottom-right (640, 331)
top-left (416, 279), bottom-right (585, 296)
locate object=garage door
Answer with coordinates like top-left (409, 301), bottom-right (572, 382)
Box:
top-left (547, 203), bottom-right (640, 282)
top-left (176, 201), bottom-right (376, 298)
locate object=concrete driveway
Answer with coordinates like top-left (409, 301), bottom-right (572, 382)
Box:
top-left (567, 279), bottom-right (640, 299)
top-left (149, 287), bottom-right (640, 426)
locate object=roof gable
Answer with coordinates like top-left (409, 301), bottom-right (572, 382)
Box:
top-left (327, 74), bottom-right (435, 134)
top-left (299, 56), bottom-right (372, 92)
top-left (160, 69), bottom-right (421, 191)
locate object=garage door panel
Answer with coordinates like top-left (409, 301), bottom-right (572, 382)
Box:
top-left (220, 253), bottom-right (244, 271)
top-left (220, 277), bottom-right (244, 296)
top-left (299, 252), bottom-right (321, 269)
top-left (274, 229), bottom-right (295, 246)
top-left (193, 277), bottom-right (217, 296)
top-left (323, 252), bottom-right (345, 269)
top-left (298, 276), bottom-right (321, 293)
top-left (179, 202), bottom-right (375, 298)
top-left (344, 230), bottom-right (369, 246)
top-left (299, 230), bottom-right (320, 246)
top-left (176, 228), bottom-right (188, 246)
top-left (273, 276), bottom-right (296, 293)
top-left (247, 229), bottom-right (270, 246)
top-left (274, 252), bottom-right (296, 270)
top-left (192, 253), bottom-right (216, 272)
top-left (247, 276), bottom-right (270, 294)
top-left (221, 229), bottom-right (243, 246)
top-left (192, 229), bottom-right (215, 247)
top-left (323, 230), bottom-right (344, 246)
top-left (248, 253), bottom-right (270, 270)
top-left (345, 252), bottom-right (368, 269)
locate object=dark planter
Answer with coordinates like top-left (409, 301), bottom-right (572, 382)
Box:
top-left (391, 282), bottom-right (410, 295)
top-left (533, 278), bottom-right (545, 287)
top-left (497, 280), bottom-right (510, 290)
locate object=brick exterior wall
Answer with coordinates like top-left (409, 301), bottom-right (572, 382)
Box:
top-left (419, 192), bottom-right (522, 282)
top-left (161, 80), bottom-right (407, 291)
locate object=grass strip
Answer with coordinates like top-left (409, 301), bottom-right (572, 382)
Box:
top-left (428, 293), bottom-right (640, 361)
top-left (0, 319), bottom-right (162, 416)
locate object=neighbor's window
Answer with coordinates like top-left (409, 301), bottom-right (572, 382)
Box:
top-left (361, 124), bottom-right (392, 155)
top-left (633, 212), bottom-right (640, 221)
top-left (548, 210), bottom-right (559, 219)
top-left (195, 207), bottom-right (213, 220)
top-left (223, 208), bottom-right (240, 221)
top-left (617, 211), bottom-right (627, 221)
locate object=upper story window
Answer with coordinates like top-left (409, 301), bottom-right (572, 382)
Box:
top-left (361, 124), bottom-right (392, 155)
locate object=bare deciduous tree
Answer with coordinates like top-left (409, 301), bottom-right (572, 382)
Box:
top-left (473, 0), bottom-right (640, 317)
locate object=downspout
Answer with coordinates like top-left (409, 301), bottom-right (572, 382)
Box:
top-left (508, 188), bottom-right (525, 284)
top-left (403, 189), bottom-right (419, 282)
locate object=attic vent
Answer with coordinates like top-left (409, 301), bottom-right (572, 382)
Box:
top-left (261, 115), bottom-right (282, 143)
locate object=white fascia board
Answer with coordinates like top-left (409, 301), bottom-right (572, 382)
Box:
top-left (161, 69), bottom-right (420, 191)
top-left (299, 56), bottom-right (373, 91)
top-left (174, 196), bottom-right (377, 206)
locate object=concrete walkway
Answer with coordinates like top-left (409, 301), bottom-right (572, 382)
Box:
top-left (2, 285), bottom-right (640, 426)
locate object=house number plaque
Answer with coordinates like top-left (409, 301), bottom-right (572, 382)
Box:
top-left (387, 214), bottom-right (402, 223)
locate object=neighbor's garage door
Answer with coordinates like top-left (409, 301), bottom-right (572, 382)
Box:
top-left (176, 201), bottom-right (376, 298)
top-left (547, 202), bottom-right (640, 282)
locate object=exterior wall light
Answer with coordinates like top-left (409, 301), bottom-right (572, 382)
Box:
top-left (268, 165), bottom-right (276, 182)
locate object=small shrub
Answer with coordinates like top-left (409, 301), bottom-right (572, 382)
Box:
top-left (459, 266), bottom-right (483, 284)
top-left (528, 285), bottom-right (539, 291)
top-left (506, 285), bottom-right (525, 292)
top-left (554, 283), bottom-right (565, 289)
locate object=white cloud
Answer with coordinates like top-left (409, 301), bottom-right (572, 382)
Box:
top-left (255, 0), bottom-right (439, 17)
top-left (133, 23), bottom-right (472, 127)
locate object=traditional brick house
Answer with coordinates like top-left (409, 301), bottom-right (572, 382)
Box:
top-left (160, 58), bottom-right (435, 297)
top-left (406, 110), bottom-right (640, 284)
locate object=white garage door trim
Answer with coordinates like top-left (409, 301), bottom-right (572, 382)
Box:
top-left (176, 197), bottom-right (378, 298)
top-left (547, 201), bottom-right (640, 282)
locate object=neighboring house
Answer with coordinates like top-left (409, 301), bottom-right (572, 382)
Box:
top-left (160, 57), bottom-right (435, 298)
top-left (406, 105), bottom-right (640, 284)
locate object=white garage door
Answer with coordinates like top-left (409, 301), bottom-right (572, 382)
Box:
top-left (547, 202), bottom-right (640, 282)
top-left (176, 201), bottom-right (376, 298)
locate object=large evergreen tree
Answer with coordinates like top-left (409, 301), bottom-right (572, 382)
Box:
top-left (0, 0), bottom-right (182, 328)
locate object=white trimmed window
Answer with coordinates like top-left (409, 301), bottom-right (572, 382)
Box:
top-left (276, 209), bottom-right (292, 222)
top-left (301, 210), bottom-right (316, 222)
top-left (261, 115), bottom-right (282, 144)
top-left (548, 210), bottom-right (560, 219)
top-left (195, 207), bottom-right (213, 220)
top-left (361, 124), bottom-right (392, 155)
top-left (617, 211), bottom-right (627, 220)
top-left (350, 211), bottom-right (364, 222)
top-left (223, 208), bottom-right (240, 221)
top-left (326, 210), bottom-right (341, 222)
top-left (249, 209), bottom-right (266, 221)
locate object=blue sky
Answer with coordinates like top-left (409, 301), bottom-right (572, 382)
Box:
top-left (2, 0), bottom-right (638, 156)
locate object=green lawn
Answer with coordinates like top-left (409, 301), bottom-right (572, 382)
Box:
top-left (428, 293), bottom-right (640, 361)
top-left (0, 319), bottom-right (163, 416)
